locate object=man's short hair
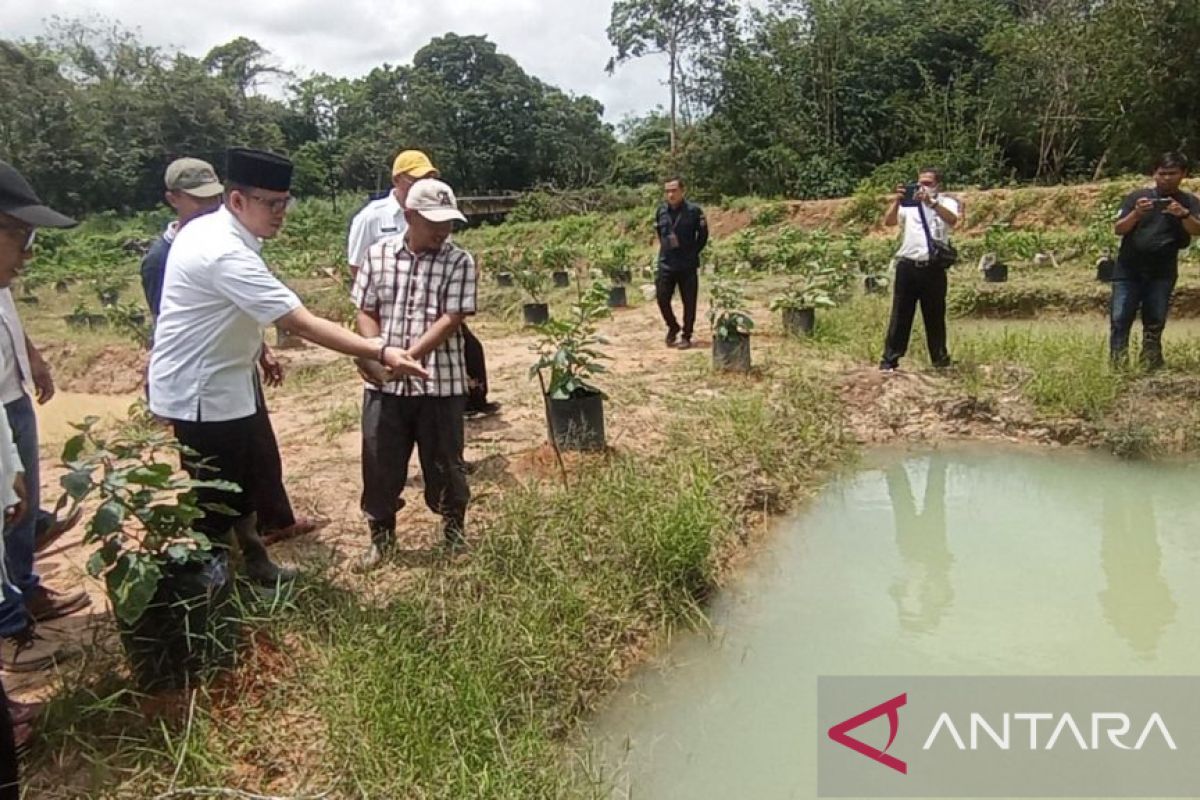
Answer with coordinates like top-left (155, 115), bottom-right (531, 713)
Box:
top-left (225, 181), bottom-right (252, 199)
top-left (664, 176), bottom-right (685, 188)
top-left (917, 166), bottom-right (944, 183)
top-left (1154, 152), bottom-right (1190, 173)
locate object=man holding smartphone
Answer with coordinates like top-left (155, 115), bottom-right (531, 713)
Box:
top-left (1111, 152), bottom-right (1200, 368)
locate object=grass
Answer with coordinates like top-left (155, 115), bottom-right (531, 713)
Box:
top-left (20, 179), bottom-right (1200, 795)
top-left (320, 401), bottom-right (361, 440)
top-left (27, 364), bottom-right (851, 798)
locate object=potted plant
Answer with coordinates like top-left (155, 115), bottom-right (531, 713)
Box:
top-left (771, 266), bottom-right (837, 337)
top-left (862, 264), bottom-right (891, 294)
top-left (58, 414), bottom-right (241, 690)
top-left (483, 248), bottom-right (513, 286)
top-left (530, 283), bottom-right (611, 452)
top-left (541, 244), bottom-right (574, 288)
top-left (514, 252), bottom-right (550, 325)
top-left (708, 270), bottom-right (755, 372)
top-left (597, 240), bottom-right (634, 308)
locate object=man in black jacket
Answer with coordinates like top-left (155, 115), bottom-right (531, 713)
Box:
top-left (1110, 152), bottom-right (1200, 368)
top-left (655, 177), bottom-right (708, 349)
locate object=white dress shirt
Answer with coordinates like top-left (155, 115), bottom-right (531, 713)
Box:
top-left (149, 205), bottom-right (301, 422)
top-left (0, 356), bottom-right (20, 582)
top-left (0, 288), bottom-right (32, 405)
top-left (346, 192), bottom-right (407, 268)
top-left (895, 195), bottom-right (961, 262)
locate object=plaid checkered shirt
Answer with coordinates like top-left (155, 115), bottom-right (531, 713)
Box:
top-left (351, 237), bottom-right (477, 397)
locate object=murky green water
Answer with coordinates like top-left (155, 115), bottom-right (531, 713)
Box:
top-left (586, 446), bottom-right (1200, 799)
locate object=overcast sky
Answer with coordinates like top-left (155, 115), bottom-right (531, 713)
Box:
top-left (2, 0), bottom-right (682, 126)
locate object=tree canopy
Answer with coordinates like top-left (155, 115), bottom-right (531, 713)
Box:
top-left (4, 1), bottom-right (1200, 215)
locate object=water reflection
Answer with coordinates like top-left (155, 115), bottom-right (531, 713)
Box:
top-left (587, 448), bottom-right (1200, 800)
top-left (886, 456), bottom-right (954, 634)
top-left (1099, 483), bottom-right (1177, 658)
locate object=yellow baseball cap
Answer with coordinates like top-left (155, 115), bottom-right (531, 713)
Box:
top-left (392, 150), bottom-right (438, 178)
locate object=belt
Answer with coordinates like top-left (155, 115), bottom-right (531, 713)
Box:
top-left (898, 257), bottom-right (931, 268)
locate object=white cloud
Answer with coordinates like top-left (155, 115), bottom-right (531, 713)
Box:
top-left (0, 0), bottom-right (672, 123)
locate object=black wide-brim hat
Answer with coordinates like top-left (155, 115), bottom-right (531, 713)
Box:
top-left (0, 160), bottom-right (77, 228)
top-left (226, 147), bottom-right (293, 192)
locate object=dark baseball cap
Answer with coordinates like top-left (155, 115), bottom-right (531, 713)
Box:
top-left (0, 160), bottom-right (77, 228)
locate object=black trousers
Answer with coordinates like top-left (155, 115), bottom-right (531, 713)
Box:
top-left (656, 268), bottom-right (699, 339)
top-left (249, 392), bottom-right (296, 532)
top-left (881, 259), bottom-right (950, 367)
top-left (462, 324), bottom-right (489, 411)
top-left (360, 391), bottom-right (469, 528)
top-left (0, 679), bottom-right (17, 800)
top-left (172, 413), bottom-right (261, 538)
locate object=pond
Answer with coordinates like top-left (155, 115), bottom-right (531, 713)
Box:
top-left (585, 446), bottom-right (1200, 799)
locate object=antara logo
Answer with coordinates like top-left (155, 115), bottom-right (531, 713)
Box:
top-left (828, 693), bottom-right (1177, 776)
top-left (828, 693), bottom-right (908, 774)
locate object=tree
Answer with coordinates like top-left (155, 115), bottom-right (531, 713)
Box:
top-left (606, 0), bottom-right (738, 161)
top-left (202, 36), bottom-right (287, 97)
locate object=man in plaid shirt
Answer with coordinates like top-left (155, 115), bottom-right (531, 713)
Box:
top-left (351, 178), bottom-right (476, 568)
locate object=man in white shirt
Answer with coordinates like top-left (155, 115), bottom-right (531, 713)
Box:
top-left (150, 147), bottom-right (427, 585)
top-left (0, 160), bottom-right (90, 673)
top-left (140, 157), bottom-right (321, 548)
top-left (347, 151), bottom-right (500, 418)
top-left (879, 167), bottom-right (961, 372)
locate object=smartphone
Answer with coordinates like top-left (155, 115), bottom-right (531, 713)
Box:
top-left (900, 183), bottom-right (920, 207)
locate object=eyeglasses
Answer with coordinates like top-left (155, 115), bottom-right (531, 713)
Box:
top-left (0, 221), bottom-right (35, 250)
top-left (244, 193), bottom-right (296, 214)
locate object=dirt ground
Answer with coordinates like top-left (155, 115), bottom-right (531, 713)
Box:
top-left (15, 288), bottom-right (1086, 704)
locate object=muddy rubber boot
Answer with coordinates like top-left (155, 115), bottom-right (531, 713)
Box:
top-left (234, 514), bottom-right (297, 585)
top-left (355, 521), bottom-right (395, 573)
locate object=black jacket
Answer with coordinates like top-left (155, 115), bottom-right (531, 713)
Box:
top-left (656, 200), bottom-right (709, 272)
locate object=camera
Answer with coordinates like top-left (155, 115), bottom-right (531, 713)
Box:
top-left (1152, 197), bottom-right (1173, 211)
top-left (900, 183), bottom-right (920, 207)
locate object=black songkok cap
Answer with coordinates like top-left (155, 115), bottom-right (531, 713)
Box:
top-left (225, 147), bottom-right (293, 192)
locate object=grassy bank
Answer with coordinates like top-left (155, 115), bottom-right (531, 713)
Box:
top-left (28, 365), bottom-right (850, 798)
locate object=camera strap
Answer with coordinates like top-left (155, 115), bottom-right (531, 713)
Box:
top-left (916, 201), bottom-right (940, 259)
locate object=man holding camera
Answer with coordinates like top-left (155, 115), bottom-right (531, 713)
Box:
top-left (879, 168), bottom-right (960, 372)
top-left (1110, 152), bottom-right (1200, 369)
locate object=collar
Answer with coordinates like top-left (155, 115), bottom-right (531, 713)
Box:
top-left (220, 204), bottom-right (263, 254)
top-left (397, 236), bottom-right (452, 260)
top-left (386, 191), bottom-right (404, 217)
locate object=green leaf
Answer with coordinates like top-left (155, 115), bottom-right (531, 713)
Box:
top-left (202, 502), bottom-right (240, 517)
top-left (90, 501), bottom-right (125, 537)
top-left (61, 434), bottom-right (86, 463)
top-left (166, 543), bottom-right (191, 562)
top-left (105, 555), bottom-right (163, 626)
top-left (126, 464), bottom-right (173, 487)
top-left (61, 469), bottom-right (93, 500)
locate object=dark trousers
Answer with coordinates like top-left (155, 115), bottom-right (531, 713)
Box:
top-left (1110, 275), bottom-right (1176, 367)
top-left (882, 259), bottom-right (949, 368)
top-left (360, 391), bottom-right (469, 529)
top-left (0, 679), bottom-right (17, 800)
top-left (249, 397), bottom-right (295, 532)
top-left (656, 268), bottom-right (699, 339)
top-left (172, 414), bottom-right (261, 539)
top-left (462, 324), bottom-right (489, 411)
